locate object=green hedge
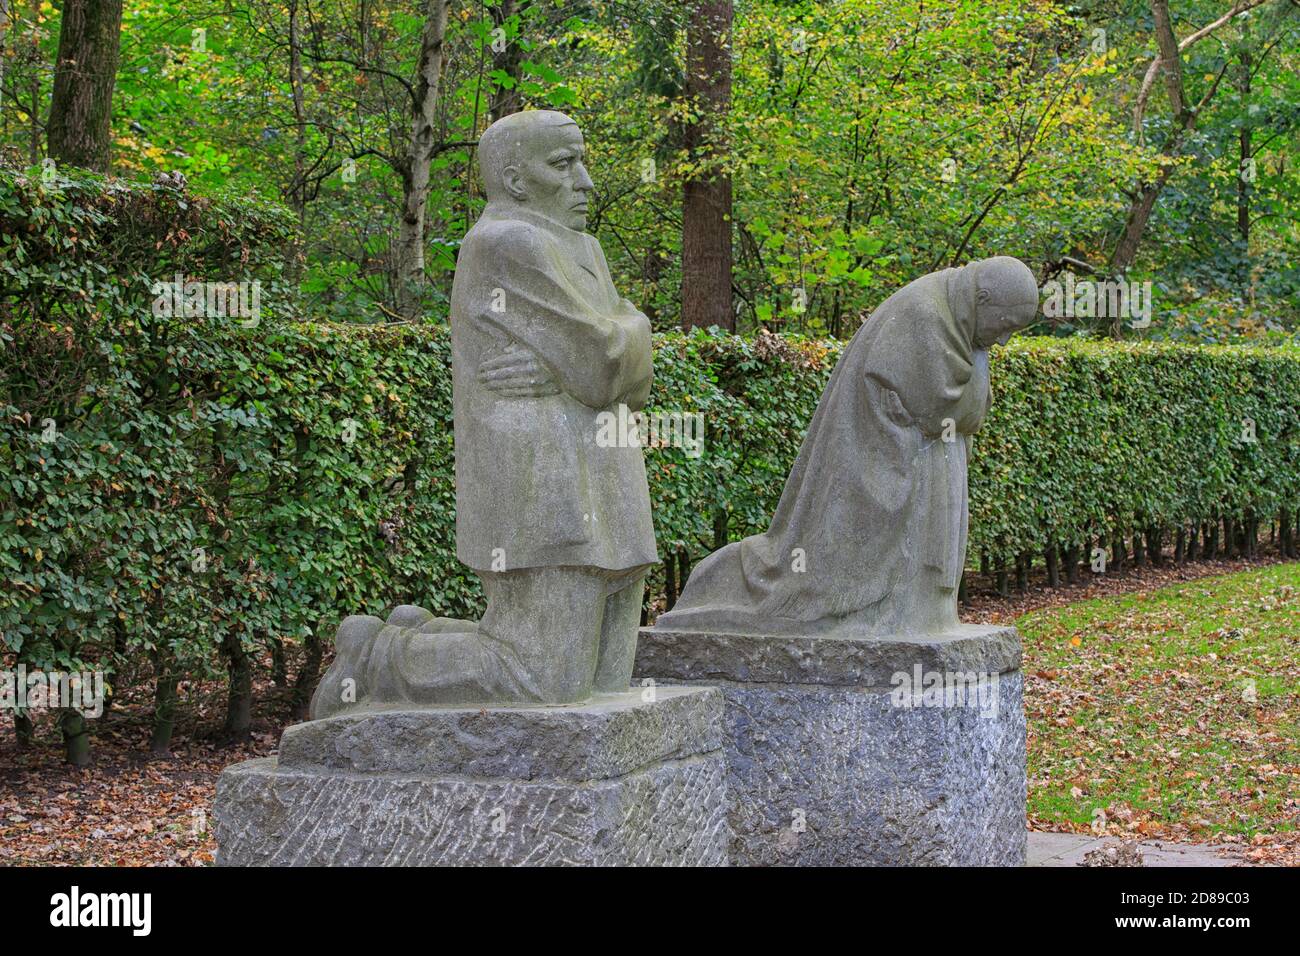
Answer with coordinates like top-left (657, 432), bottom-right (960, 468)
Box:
top-left (4, 167), bottom-right (1300, 753)
top-left (971, 338), bottom-right (1300, 569)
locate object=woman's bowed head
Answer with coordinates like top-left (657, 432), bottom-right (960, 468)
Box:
top-left (968, 256), bottom-right (1041, 348)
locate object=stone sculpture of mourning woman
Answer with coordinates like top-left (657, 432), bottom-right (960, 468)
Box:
top-left (654, 256), bottom-right (1040, 639)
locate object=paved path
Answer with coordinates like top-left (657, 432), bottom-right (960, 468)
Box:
top-left (1027, 831), bottom-right (1241, 867)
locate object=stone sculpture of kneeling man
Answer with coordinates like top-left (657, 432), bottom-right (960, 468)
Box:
top-left (312, 110), bottom-right (658, 715)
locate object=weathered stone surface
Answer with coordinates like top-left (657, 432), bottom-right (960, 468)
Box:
top-left (636, 623), bottom-right (1020, 687)
top-left (214, 686), bottom-right (729, 867)
top-left (635, 627), bottom-right (1026, 866)
top-left (283, 684), bottom-right (722, 780)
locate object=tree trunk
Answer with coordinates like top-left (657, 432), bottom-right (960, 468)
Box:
top-left (287, 0), bottom-right (306, 217)
top-left (14, 711), bottom-right (35, 749)
top-left (712, 506), bottom-right (729, 551)
top-left (1174, 527), bottom-right (1186, 564)
top-left (1064, 544), bottom-right (1081, 584)
top-left (285, 0), bottom-right (309, 284)
top-left (221, 631), bottom-right (253, 741)
top-left (394, 0), bottom-right (451, 318)
top-left (680, 0), bottom-right (734, 331)
top-left (1111, 179), bottom-right (1170, 276)
top-left (61, 708), bottom-right (90, 766)
top-left (958, 572), bottom-right (969, 607)
top-left (150, 648), bottom-right (180, 754)
top-left (1146, 527), bottom-right (1163, 566)
top-left (1111, 0), bottom-right (1233, 276)
top-left (290, 630), bottom-right (324, 721)
top-left (24, 0), bottom-right (38, 163)
top-left (46, 0), bottom-right (124, 171)
top-left (1237, 22), bottom-right (1252, 256)
top-left (488, 0), bottom-right (528, 122)
top-left (996, 569), bottom-right (1009, 597)
top-left (100, 615), bottom-right (128, 718)
top-left (1045, 544), bottom-right (1060, 587)
top-left (270, 637), bottom-right (288, 688)
top-left (664, 554), bottom-right (678, 610)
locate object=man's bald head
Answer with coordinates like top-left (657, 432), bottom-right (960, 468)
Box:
top-left (476, 110), bottom-right (595, 231)
top-left (478, 110), bottom-right (581, 201)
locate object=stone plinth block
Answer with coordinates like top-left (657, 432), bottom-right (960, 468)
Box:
top-left (213, 686), bottom-right (729, 866)
top-left (633, 624), bottom-right (1026, 867)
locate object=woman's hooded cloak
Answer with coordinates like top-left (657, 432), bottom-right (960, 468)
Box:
top-left (657, 258), bottom-right (1033, 638)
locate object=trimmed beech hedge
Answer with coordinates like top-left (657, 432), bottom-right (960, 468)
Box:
top-left (4, 167), bottom-right (1300, 759)
top-left (971, 338), bottom-right (1300, 580)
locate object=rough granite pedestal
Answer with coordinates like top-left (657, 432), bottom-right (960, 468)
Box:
top-left (633, 624), bottom-right (1025, 867)
top-left (213, 685), bottom-right (729, 866)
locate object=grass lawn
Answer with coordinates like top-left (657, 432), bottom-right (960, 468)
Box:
top-left (1019, 561), bottom-right (1300, 843)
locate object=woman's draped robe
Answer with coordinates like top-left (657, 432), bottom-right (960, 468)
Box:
top-left (657, 265), bottom-right (991, 638)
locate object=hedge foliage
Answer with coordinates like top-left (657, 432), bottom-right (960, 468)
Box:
top-left (4, 168), bottom-right (1300, 751)
top-left (972, 338), bottom-right (1300, 566)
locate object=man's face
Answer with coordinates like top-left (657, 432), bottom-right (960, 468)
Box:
top-left (508, 123), bottom-right (595, 231)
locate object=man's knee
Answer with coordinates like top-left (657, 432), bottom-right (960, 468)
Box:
top-left (478, 566), bottom-right (611, 703)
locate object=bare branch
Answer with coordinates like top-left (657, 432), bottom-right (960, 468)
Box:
top-left (1133, 0), bottom-right (1272, 137)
